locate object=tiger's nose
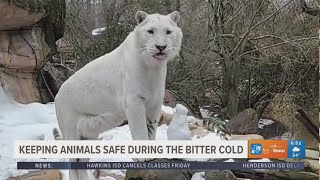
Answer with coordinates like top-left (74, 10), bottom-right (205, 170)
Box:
top-left (155, 45), bottom-right (167, 51)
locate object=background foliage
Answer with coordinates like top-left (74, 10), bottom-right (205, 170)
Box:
top-left (58, 0), bottom-right (318, 118)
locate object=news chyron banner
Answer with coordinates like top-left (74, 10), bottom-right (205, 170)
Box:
top-left (15, 140), bottom-right (248, 159)
top-left (14, 140), bottom-right (305, 170)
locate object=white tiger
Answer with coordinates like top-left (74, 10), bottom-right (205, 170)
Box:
top-left (53, 11), bottom-right (183, 180)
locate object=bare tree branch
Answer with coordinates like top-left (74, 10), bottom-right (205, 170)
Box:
top-left (249, 35), bottom-right (283, 41)
top-left (230, 0), bottom-right (266, 58)
top-left (249, 0), bottom-right (293, 32)
top-left (239, 36), bottom-right (318, 58)
top-left (181, 45), bottom-right (222, 61)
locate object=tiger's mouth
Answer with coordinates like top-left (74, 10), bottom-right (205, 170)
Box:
top-left (153, 52), bottom-right (167, 60)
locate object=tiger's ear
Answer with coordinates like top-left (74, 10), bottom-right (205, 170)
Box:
top-left (135, 11), bottom-right (148, 24)
top-left (168, 11), bottom-right (180, 23)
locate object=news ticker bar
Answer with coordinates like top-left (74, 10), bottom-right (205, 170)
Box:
top-left (14, 140), bottom-right (306, 159)
top-left (17, 162), bottom-right (305, 170)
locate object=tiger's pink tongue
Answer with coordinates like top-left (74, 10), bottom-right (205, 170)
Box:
top-left (153, 53), bottom-right (167, 60)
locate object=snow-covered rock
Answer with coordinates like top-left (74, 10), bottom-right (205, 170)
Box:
top-left (199, 106), bottom-right (214, 118)
top-left (258, 118), bottom-right (275, 129)
top-left (161, 104), bottom-right (175, 115)
top-left (191, 172), bottom-right (205, 180)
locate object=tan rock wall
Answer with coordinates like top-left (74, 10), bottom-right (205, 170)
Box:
top-left (0, 1), bottom-right (45, 30)
top-left (0, 27), bottom-right (51, 103)
top-left (0, 70), bottom-right (40, 103)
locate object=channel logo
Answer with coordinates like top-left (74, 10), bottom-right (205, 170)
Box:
top-left (250, 144), bottom-right (262, 155)
top-left (248, 140), bottom-right (288, 158)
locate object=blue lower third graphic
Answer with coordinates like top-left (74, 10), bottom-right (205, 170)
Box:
top-left (17, 162), bottom-right (304, 170)
top-left (288, 140), bottom-right (305, 158)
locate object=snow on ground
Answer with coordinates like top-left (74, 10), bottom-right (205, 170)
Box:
top-left (248, 158), bottom-right (272, 171)
top-left (0, 86), bottom-right (269, 180)
top-left (98, 123), bottom-right (229, 163)
top-left (191, 172), bottom-right (205, 180)
top-left (92, 27), bottom-right (106, 35)
top-left (0, 93), bottom-right (212, 179)
top-left (248, 158), bottom-right (271, 162)
top-left (98, 124), bottom-right (169, 141)
top-left (161, 105), bottom-right (200, 124)
top-left (199, 106), bottom-right (214, 118)
top-left (161, 105), bottom-right (175, 114)
top-left (0, 87), bottom-right (68, 180)
top-left (224, 159), bottom-right (235, 162)
top-left (258, 118), bottom-right (274, 129)
top-left (99, 177), bottom-right (117, 180)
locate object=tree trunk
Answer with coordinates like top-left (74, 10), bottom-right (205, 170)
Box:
top-left (222, 58), bottom-right (240, 117)
top-left (227, 82), bottom-right (239, 117)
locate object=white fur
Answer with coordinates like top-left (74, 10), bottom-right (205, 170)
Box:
top-left (54, 11), bottom-right (182, 180)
